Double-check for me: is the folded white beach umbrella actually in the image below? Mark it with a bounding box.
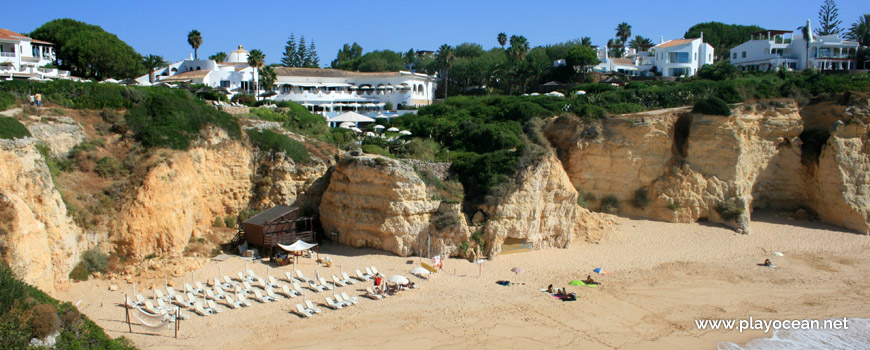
[409,267,429,276]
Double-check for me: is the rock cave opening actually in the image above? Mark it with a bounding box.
[799,129,830,168]
[672,113,693,159]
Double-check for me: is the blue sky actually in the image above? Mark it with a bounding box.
[7,0,868,65]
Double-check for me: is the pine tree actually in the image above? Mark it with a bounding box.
[816,0,843,36]
[297,36,308,67]
[281,34,297,67]
[306,40,320,68]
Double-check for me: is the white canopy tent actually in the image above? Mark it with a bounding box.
[278,240,318,252]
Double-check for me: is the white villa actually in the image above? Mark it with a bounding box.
[0,28,71,80]
[593,36,714,77]
[139,44,438,117]
[729,20,859,72]
[651,36,714,77]
[272,67,438,115]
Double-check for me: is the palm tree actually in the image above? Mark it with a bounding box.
[629,35,654,52]
[209,51,227,63]
[142,54,166,83]
[615,22,632,44]
[846,14,870,69]
[436,44,454,99]
[246,49,265,100]
[497,32,507,48]
[580,37,593,47]
[259,66,277,92]
[508,35,530,61]
[798,24,812,70]
[188,30,203,59]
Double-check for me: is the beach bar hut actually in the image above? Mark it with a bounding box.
[232,205,315,257]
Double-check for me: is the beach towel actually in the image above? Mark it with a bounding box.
[496,280,511,286]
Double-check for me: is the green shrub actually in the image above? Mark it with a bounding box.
[0,91,15,111]
[100,109,127,134]
[246,129,310,163]
[631,187,650,209]
[604,103,645,115]
[0,117,31,140]
[237,208,259,223]
[715,198,744,221]
[576,189,587,208]
[68,263,89,281]
[94,156,127,178]
[362,144,391,157]
[600,195,620,213]
[667,201,681,211]
[692,97,731,116]
[224,215,237,229]
[81,248,108,274]
[31,303,60,339]
[213,217,224,228]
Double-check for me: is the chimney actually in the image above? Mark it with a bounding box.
[660,36,664,44]
[700,32,704,42]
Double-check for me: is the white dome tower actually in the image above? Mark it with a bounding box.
[227,45,250,63]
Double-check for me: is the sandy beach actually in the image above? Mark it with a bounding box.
[57,210,870,349]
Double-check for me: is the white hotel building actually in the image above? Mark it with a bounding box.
[0,28,71,79]
[729,20,859,72]
[140,45,438,117]
[651,37,714,77]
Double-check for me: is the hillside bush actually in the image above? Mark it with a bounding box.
[715,198,744,221]
[631,187,650,209]
[31,304,60,339]
[600,195,620,213]
[94,156,127,178]
[81,248,108,274]
[692,97,731,116]
[246,129,310,163]
[0,91,15,111]
[0,117,31,140]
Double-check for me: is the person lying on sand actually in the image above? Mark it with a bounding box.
[583,275,599,285]
[762,259,772,267]
[547,284,555,293]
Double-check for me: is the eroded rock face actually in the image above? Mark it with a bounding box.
[114,129,254,258]
[26,117,86,158]
[0,138,81,293]
[547,98,870,234]
[480,154,607,257]
[319,155,456,257]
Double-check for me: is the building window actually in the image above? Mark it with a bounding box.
[241,81,250,91]
[668,52,690,64]
[742,52,746,58]
[694,53,697,60]
[220,80,230,88]
[733,53,737,59]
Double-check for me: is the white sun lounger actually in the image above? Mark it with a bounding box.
[324,297,343,310]
[334,294,353,307]
[331,275,347,287]
[154,289,171,302]
[365,287,384,300]
[266,288,282,301]
[295,270,314,283]
[155,298,172,312]
[292,282,307,295]
[318,277,334,290]
[356,269,372,281]
[237,272,250,283]
[277,285,296,298]
[308,280,326,292]
[295,304,314,318]
[195,281,207,293]
[206,300,223,313]
[236,293,253,307]
[268,276,285,289]
[284,271,301,284]
[252,290,272,303]
[206,288,225,300]
[222,295,243,309]
[341,272,356,285]
[304,300,322,314]
[247,269,258,279]
[223,276,236,287]
[143,300,162,315]
[370,266,380,275]
[365,267,376,277]
[340,292,360,305]
[254,277,269,290]
[193,302,212,316]
[173,294,192,308]
[166,286,179,297]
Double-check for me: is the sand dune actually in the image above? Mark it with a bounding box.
[57,210,870,349]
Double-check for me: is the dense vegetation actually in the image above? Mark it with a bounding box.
[0,80,241,150]
[0,264,135,349]
[0,91,15,111]
[0,117,31,140]
[29,18,144,79]
[246,128,310,163]
[684,22,766,61]
[388,71,870,205]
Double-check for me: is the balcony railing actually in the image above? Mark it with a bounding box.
[0,52,15,58]
[816,54,856,59]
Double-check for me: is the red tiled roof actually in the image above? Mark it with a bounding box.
[159,69,212,82]
[655,38,695,49]
[0,28,52,44]
[612,58,634,66]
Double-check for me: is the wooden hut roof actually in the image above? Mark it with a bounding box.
[243,205,297,226]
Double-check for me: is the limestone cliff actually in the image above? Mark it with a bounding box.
[0,138,81,293]
[547,97,870,234]
[319,155,464,257]
[114,129,254,258]
[480,154,607,256]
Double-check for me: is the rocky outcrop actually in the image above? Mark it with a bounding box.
[319,155,464,256]
[253,151,335,211]
[26,117,86,158]
[480,154,607,256]
[547,98,870,234]
[0,138,81,293]
[114,129,254,258]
